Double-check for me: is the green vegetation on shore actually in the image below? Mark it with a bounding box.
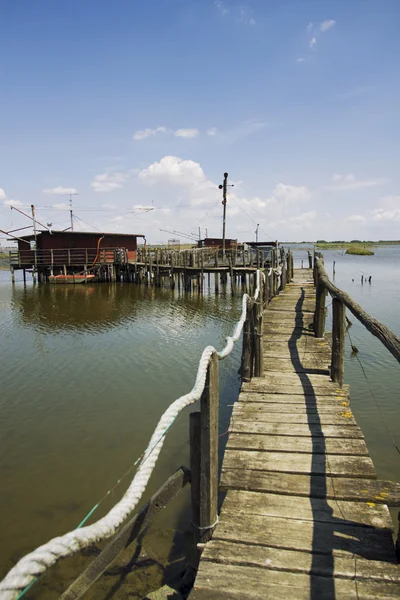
[345,245,374,256]
[315,240,399,249]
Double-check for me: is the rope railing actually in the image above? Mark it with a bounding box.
[0,265,276,599]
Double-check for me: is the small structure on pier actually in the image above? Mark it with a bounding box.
[197,237,238,249]
[9,230,145,282]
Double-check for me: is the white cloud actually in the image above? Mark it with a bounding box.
[0,188,6,200]
[174,128,199,138]
[214,0,229,16]
[4,198,23,207]
[133,126,169,141]
[133,126,199,140]
[296,57,306,63]
[91,171,129,192]
[346,214,366,223]
[52,203,70,210]
[42,186,78,195]
[372,208,400,222]
[320,20,336,32]
[138,156,206,187]
[327,173,386,191]
[272,183,311,202]
[307,22,313,32]
[206,127,218,136]
[310,37,317,49]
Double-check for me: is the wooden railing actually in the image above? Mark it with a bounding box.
[9,247,129,267]
[136,245,276,269]
[314,255,400,387]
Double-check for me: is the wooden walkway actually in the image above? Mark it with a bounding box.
[191,269,400,599]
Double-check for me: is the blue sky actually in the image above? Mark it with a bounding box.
[1,0,399,243]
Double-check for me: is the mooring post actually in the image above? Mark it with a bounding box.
[242,299,253,381]
[331,298,345,387]
[308,251,313,269]
[314,265,327,338]
[280,258,287,291]
[195,352,219,544]
[190,411,201,550]
[253,275,264,377]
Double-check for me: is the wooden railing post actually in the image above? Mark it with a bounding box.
[242,299,253,381]
[198,352,219,544]
[308,250,313,269]
[253,275,264,377]
[190,411,201,549]
[281,258,287,291]
[314,266,327,338]
[331,298,345,387]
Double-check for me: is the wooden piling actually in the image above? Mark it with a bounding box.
[198,353,219,544]
[314,269,327,338]
[331,298,345,387]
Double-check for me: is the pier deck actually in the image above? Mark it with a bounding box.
[191,268,400,599]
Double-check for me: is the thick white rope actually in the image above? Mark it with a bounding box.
[0,270,264,600]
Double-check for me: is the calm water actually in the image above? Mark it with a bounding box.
[1,246,400,597]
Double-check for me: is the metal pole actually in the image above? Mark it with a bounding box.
[219,172,228,258]
[256,223,259,243]
[70,194,74,231]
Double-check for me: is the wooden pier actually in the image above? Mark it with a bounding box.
[5,253,400,600]
[191,267,400,599]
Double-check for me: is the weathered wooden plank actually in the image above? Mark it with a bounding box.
[263,356,330,371]
[192,562,400,599]
[214,512,395,561]
[229,420,363,438]
[226,433,369,456]
[263,313,314,324]
[238,391,350,404]
[232,405,356,425]
[200,540,400,582]
[263,324,315,335]
[242,379,350,396]
[222,490,392,529]
[223,449,376,478]
[236,403,350,413]
[220,469,400,506]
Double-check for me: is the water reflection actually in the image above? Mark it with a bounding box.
[11,280,240,334]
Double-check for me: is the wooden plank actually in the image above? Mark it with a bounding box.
[229,420,363,438]
[223,449,376,478]
[263,357,330,373]
[220,469,400,506]
[201,540,400,582]
[213,512,395,561]
[263,324,315,335]
[61,467,190,600]
[238,392,351,407]
[242,380,350,396]
[239,391,349,403]
[221,490,392,529]
[236,403,351,413]
[226,433,369,456]
[191,562,400,599]
[232,405,356,425]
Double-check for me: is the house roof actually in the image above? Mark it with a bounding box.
[16,230,145,241]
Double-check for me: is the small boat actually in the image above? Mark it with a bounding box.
[48,274,96,284]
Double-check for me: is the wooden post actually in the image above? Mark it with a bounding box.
[197,353,219,544]
[253,276,264,377]
[281,260,287,291]
[10,266,15,284]
[331,298,345,387]
[242,299,253,381]
[314,270,327,338]
[23,269,26,286]
[190,411,201,549]
[308,251,313,269]
[396,513,400,561]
